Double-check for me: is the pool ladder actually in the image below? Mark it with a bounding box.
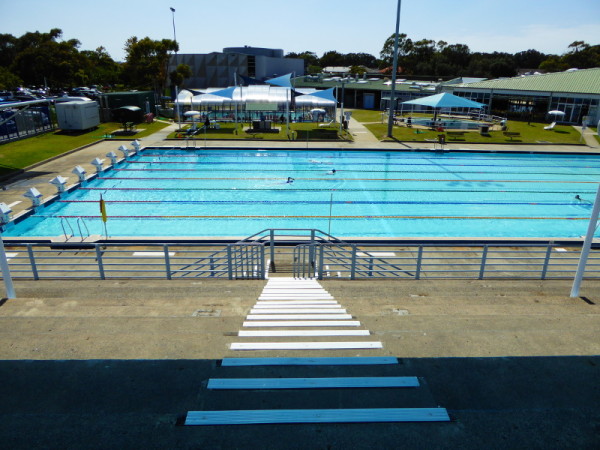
[59,217,90,242]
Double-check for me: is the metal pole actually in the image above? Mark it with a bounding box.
[170,7,181,133]
[339,81,345,133]
[328,192,333,234]
[386,0,402,137]
[0,235,16,298]
[175,85,182,132]
[170,7,177,45]
[570,184,600,297]
[286,88,290,138]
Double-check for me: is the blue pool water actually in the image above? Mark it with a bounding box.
[4,148,600,239]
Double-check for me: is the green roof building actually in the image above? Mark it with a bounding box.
[446,68,600,125]
[293,75,442,111]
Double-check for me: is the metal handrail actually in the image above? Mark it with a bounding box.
[76,217,90,241]
[59,217,74,241]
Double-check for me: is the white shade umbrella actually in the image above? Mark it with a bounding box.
[184,110,201,117]
[548,110,565,116]
[310,108,326,114]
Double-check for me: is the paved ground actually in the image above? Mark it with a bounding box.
[0,278,598,449]
[0,124,599,448]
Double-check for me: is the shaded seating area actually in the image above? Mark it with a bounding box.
[112,106,143,134]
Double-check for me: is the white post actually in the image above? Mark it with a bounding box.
[0,235,16,299]
[339,81,344,133]
[570,184,600,297]
[286,87,290,138]
[234,72,238,134]
[175,85,181,131]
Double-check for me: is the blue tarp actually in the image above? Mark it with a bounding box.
[402,93,484,109]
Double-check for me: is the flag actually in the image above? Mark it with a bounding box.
[99,195,107,223]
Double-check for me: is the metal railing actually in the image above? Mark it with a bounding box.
[311,243,600,280]
[0,230,598,282]
[2,242,264,280]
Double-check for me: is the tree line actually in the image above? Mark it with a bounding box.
[0,29,182,92]
[288,35,600,78]
[0,29,598,93]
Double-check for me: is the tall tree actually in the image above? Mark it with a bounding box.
[169,63,192,88]
[80,47,121,87]
[514,49,547,69]
[122,37,178,92]
[320,50,346,67]
[0,66,22,90]
[379,33,413,68]
[10,29,84,86]
[285,51,319,68]
[343,52,378,68]
[0,33,18,68]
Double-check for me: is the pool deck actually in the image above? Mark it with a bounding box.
[0,125,599,448]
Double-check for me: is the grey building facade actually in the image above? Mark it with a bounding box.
[169,47,304,89]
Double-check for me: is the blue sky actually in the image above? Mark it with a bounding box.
[1,0,599,62]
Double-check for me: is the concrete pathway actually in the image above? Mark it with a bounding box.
[346,116,381,145]
[573,125,600,148]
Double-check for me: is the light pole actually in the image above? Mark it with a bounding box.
[170,7,177,45]
[170,7,182,131]
[386,0,402,137]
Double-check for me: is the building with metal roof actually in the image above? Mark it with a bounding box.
[445,68,600,125]
[293,74,442,110]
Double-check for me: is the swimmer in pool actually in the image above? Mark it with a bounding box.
[286,177,294,183]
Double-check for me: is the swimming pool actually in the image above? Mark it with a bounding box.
[4,148,600,239]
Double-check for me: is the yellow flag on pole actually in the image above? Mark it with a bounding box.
[99,195,107,223]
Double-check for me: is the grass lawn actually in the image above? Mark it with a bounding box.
[348,109,384,123]
[351,108,585,144]
[169,122,350,141]
[0,121,170,178]
[362,117,583,144]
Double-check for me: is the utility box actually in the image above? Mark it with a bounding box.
[55,101,100,131]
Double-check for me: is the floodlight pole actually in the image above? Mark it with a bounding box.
[570,183,600,297]
[170,7,182,131]
[386,0,402,137]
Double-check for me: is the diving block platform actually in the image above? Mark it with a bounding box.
[184,408,450,425]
